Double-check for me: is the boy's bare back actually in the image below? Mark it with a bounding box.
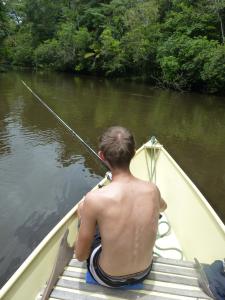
[78,174,165,276]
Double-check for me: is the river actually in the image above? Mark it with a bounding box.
[0,71,225,287]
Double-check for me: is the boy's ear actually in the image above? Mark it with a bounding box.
[98,151,112,171]
[98,151,105,161]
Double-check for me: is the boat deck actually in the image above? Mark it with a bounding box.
[47,257,212,300]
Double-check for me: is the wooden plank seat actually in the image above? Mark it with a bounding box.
[48,257,212,300]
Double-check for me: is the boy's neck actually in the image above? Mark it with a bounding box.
[111,167,133,182]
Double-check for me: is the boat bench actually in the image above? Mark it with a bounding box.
[48,256,212,300]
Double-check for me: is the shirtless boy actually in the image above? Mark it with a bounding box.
[75,126,167,287]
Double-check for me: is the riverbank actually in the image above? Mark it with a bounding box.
[1,1,225,95]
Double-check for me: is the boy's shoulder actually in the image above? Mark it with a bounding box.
[135,177,159,191]
[84,185,112,207]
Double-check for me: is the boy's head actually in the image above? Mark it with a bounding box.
[99,126,135,169]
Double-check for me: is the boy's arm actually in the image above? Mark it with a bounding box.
[159,197,167,212]
[154,184,167,212]
[75,195,97,261]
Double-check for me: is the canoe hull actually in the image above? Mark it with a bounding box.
[1,141,224,299]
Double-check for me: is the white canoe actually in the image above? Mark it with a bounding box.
[0,139,224,300]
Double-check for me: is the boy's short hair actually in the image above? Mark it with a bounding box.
[99,126,135,168]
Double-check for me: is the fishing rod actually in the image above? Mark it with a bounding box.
[21,80,108,170]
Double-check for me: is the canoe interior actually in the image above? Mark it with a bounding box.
[45,257,211,300]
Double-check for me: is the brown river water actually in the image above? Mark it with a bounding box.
[0,71,225,287]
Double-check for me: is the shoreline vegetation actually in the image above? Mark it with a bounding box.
[0,0,225,94]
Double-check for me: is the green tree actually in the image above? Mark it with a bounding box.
[34,25,92,71]
[157,35,219,90]
[161,1,219,40]
[201,44,225,92]
[98,27,125,75]
[8,27,34,66]
[121,0,160,75]
[58,24,91,71]
[24,0,65,45]
[211,0,225,43]
[34,39,61,69]
[157,0,225,92]
[0,0,9,61]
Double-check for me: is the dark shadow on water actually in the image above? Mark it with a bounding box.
[15,211,59,250]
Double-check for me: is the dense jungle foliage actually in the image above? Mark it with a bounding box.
[0,0,225,93]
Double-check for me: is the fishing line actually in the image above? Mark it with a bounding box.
[21,80,108,170]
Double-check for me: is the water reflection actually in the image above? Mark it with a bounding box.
[0,74,103,286]
[0,71,225,288]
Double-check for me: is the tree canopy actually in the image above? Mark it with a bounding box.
[1,0,225,93]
